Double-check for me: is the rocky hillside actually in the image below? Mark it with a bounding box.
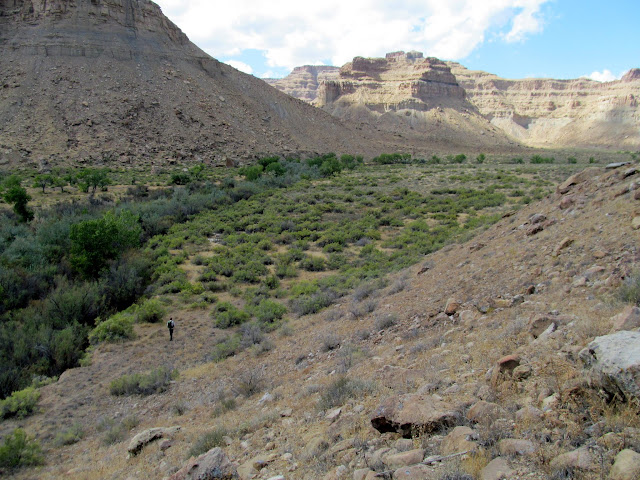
[0,0,387,168]
[7,161,640,480]
[269,52,640,150]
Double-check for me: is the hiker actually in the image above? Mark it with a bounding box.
[167,318,175,341]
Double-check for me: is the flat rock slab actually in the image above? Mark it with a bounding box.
[371,394,459,438]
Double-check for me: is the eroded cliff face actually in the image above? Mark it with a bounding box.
[269,52,640,150]
[0,0,387,166]
[448,62,640,149]
[311,52,516,149]
[265,66,339,103]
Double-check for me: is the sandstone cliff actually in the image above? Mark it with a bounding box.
[269,52,640,150]
[265,66,339,103]
[448,62,640,149]
[0,0,385,166]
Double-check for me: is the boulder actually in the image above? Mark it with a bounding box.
[579,331,640,400]
[466,401,508,424]
[610,306,640,332]
[498,438,536,456]
[633,217,640,230]
[441,426,478,455]
[383,449,424,469]
[480,457,514,480]
[512,364,532,381]
[490,355,521,386]
[609,449,640,480]
[445,298,461,315]
[550,446,594,472]
[529,315,555,338]
[169,447,238,480]
[554,237,574,254]
[559,196,575,209]
[529,213,547,224]
[392,464,433,480]
[371,394,459,438]
[127,426,180,457]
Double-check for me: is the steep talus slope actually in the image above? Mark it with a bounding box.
[0,0,385,167]
[449,62,640,149]
[8,162,640,479]
[314,52,518,151]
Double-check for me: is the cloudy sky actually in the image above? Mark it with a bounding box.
[155,0,638,81]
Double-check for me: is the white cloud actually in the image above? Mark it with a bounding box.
[155,0,551,72]
[225,60,254,74]
[584,69,621,82]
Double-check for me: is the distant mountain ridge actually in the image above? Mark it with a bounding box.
[268,51,640,150]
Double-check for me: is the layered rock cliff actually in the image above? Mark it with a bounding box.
[269,52,640,150]
[448,62,640,149]
[265,66,339,103]
[311,52,516,150]
[0,0,385,166]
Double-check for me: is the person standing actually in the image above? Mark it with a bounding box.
[167,318,175,341]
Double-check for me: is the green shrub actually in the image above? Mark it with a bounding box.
[109,366,178,396]
[618,271,640,306]
[54,423,84,446]
[188,427,228,458]
[134,298,166,323]
[318,376,374,410]
[0,429,44,469]
[289,290,337,316]
[88,313,135,344]
[299,255,326,272]
[211,335,241,362]
[252,300,287,324]
[0,387,40,419]
[530,155,554,164]
[213,302,250,328]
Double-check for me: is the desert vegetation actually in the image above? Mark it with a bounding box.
[0,150,631,476]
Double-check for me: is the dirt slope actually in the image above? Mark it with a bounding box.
[6,162,640,479]
[0,0,389,168]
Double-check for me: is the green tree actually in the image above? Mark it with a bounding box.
[32,174,53,193]
[77,168,111,194]
[70,211,142,277]
[3,184,33,222]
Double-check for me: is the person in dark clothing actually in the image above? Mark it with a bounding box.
[167,318,175,341]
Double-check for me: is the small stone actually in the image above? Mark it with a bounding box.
[632,217,640,230]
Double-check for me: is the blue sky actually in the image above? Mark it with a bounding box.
[155,0,639,81]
